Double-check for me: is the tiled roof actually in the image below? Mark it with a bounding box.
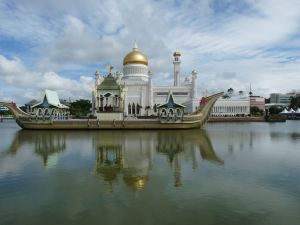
[98,74,121,90]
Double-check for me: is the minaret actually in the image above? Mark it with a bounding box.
[173,51,181,86]
[92,70,101,116]
[95,70,100,85]
[148,70,153,108]
[191,70,198,99]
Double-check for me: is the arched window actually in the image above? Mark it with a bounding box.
[37,108,43,116]
[132,103,136,115]
[114,95,119,107]
[153,104,157,113]
[104,93,111,106]
[100,95,104,107]
[136,104,140,115]
[128,103,131,114]
[169,109,174,116]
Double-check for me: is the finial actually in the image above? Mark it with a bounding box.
[116,70,122,77]
[106,65,114,73]
[173,51,181,57]
[249,83,253,96]
[133,39,138,51]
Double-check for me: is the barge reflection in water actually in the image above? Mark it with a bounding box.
[4,128,223,191]
[93,130,223,191]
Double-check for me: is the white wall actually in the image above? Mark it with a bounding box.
[212,98,250,116]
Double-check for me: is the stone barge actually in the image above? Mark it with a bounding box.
[1,92,223,130]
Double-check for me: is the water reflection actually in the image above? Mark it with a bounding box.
[6,130,66,167]
[4,128,223,191]
[270,132,300,141]
[2,122,300,225]
[94,131,152,191]
[94,130,223,191]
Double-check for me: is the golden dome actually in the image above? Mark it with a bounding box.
[123,42,148,66]
[173,51,181,57]
[123,176,148,191]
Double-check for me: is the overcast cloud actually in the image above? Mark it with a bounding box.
[0,0,300,104]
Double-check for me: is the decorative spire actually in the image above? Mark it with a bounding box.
[133,39,138,51]
[249,83,253,96]
[106,65,114,74]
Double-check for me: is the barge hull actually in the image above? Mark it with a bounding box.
[2,92,223,130]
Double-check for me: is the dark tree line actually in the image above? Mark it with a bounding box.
[250,106,263,116]
[290,96,300,109]
[69,99,92,117]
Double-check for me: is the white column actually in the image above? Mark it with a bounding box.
[191,70,198,100]
[173,52,181,87]
[140,87,144,116]
[148,70,153,108]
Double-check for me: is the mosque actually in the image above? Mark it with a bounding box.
[91,42,199,119]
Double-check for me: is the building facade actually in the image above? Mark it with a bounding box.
[92,42,198,117]
[250,96,265,111]
[270,93,295,105]
[211,97,250,117]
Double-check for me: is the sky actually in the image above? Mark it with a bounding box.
[1,0,300,104]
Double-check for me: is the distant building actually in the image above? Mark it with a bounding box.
[270,93,295,105]
[250,96,265,111]
[0,106,9,111]
[211,97,250,117]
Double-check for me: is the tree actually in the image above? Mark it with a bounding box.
[227,88,234,95]
[268,106,282,115]
[0,108,12,116]
[69,99,92,117]
[238,90,244,96]
[250,106,263,116]
[290,96,300,109]
[222,93,230,99]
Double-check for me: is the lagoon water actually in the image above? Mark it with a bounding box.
[0,120,300,225]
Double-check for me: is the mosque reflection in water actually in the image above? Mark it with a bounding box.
[7,130,66,167]
[93,130,223,191]
[6,129,223,191]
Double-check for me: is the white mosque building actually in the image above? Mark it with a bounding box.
[91,42,199,118]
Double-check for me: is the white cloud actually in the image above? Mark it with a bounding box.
[0,55,93,104]
[1,0,300,101]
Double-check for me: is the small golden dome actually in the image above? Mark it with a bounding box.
[123,42,148,66]
[173,51,181,57]
[123,176,148,191]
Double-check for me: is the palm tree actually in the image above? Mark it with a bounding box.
[222,93,230,99]
[227,88,234,96]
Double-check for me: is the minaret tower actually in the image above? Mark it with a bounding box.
[191,70,198,99]
[173,51,181,86]
[148,70,153,107]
